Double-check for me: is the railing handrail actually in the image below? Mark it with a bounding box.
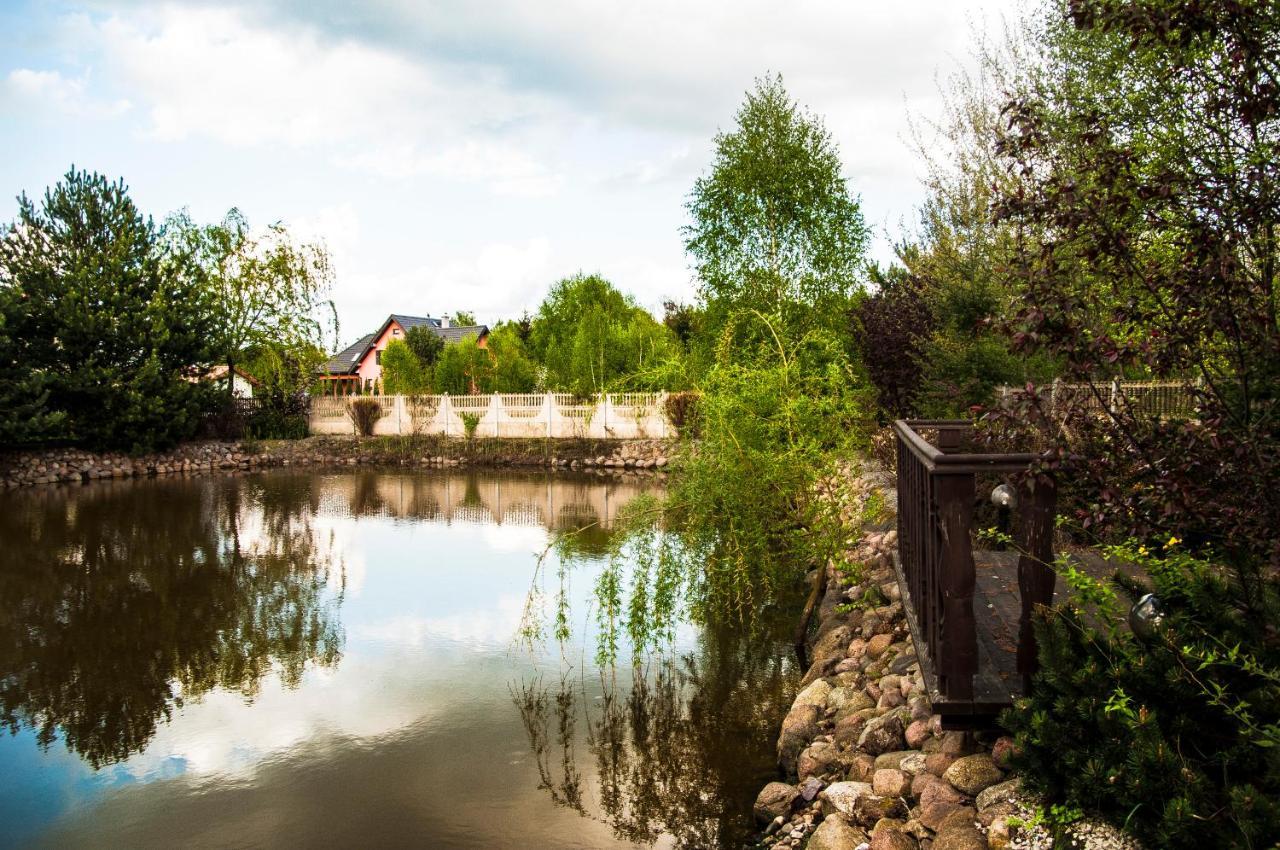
[893,419,1039,474]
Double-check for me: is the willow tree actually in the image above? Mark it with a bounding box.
[684,73,868,338]
[170,209,335,401]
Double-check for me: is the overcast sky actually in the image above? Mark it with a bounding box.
[1,0,1022,348]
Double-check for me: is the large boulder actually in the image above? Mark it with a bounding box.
[753,782,799,823]
[798,741,843,780]
[872,768,911,798]
[813,624,854,666]
[820,781,875,819]
[778,702,822,774]
[942,754,1004,796]
[807,815,869,850]
[870,828,919,850]
[975,777,1023,812]
[857,713,906,755]
[918,779,966,830]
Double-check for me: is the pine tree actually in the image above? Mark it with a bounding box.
[0,168,215,451]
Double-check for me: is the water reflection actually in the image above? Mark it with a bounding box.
[0,477,343,769]
[0,468,795,850]
[514,623,798,849]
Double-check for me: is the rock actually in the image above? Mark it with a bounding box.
[940,731,971,756]
[918,779,966,830]
[905,719,932,749]
[872,768,911,798]
[975,778,1023,812]
[937,808,979,834]
[799,742,842,780]
[835,714,869,748]
[899,752,927,776]
[778,702,822,774]
[857,713,905,756]
[806,814,869,850]
[990,736,1016,770]
[846,752,877,783]
[932,826,985,850]
[870,828,918,850]
[911,771,940,799]
[924,753,956,776]
[799,776,827,802]
[872,751,916,771]
[876,689,905,711]
[986,817,1011,850]
[820,782,876,819]
[754,782,800,823]
[813,625,855,665]
[943,754,1003,796]
[795,678,835,710]
[866,633,893,657]
[834,690,877,720]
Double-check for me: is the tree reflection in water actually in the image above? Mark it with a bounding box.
[0,476,344,769]
[513,621,798,849]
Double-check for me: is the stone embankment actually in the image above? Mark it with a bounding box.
[0,437,674,489]
[753,463,1142,850]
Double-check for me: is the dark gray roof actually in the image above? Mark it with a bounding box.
[320,333,375,375]
[434,324,489,343]
[389,314,442,331]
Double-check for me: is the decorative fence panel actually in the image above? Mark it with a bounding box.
[309,392,672,438]
[998,379,1199,419]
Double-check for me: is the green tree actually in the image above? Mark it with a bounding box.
[448,310,477,327]
[528,273,676,395]
[0,168,215,451]
[487,322,539,393]
[684,74,869,338]
[379,338,430,394]
[434,334,493,395]
[0,287,63,442]
[169,208,334,403]
[405,325,444,369]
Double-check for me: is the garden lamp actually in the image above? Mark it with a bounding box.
[1128,593,1166,642]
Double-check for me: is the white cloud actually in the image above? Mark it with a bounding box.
[2,68,131,118]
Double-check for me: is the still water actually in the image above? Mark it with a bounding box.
[0,469,800,849]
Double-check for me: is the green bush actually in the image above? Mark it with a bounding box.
[1003,542,1280,848]
[460,412,481,440]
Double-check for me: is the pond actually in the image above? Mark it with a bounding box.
[0,468,801,849]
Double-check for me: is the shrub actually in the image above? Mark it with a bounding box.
[460,411,481,440]
[346,398,382,437]
[1003,541,1279,847]
[663,391,702,437]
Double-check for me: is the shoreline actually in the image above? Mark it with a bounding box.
[0,436,675,490]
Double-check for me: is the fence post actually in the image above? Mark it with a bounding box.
[1016,475,1058,688]
[544,393,552,438]
[443,394,451,438]
[492,394,502,438]
[1110,377,1120,414]
[935,470,978,700]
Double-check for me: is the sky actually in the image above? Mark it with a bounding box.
[0,0,1023,349]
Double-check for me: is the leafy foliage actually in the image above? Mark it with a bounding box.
[380,338,431,395]
[527,273,676,395]
[984,2,1280,845]
[851,263,934,419]
[0,168,216,452]
[684,74,869,340]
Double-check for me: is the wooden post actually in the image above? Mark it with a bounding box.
[1016,474,1058,685]
[935,471,978,700]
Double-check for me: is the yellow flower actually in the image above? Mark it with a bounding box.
[1138,546,1149,556]
[1165,536,1181,548]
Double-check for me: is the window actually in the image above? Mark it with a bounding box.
[375,349,382,365]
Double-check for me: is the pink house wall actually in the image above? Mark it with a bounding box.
[355,320,408,385]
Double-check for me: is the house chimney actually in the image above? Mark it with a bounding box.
[440,316,450,328]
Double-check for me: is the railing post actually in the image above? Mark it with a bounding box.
[1016,474,1058,686]
[935,471,978,700]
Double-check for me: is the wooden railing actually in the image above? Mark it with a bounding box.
[893,420,1057,702]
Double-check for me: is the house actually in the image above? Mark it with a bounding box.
[317,314,489,395]
[198,364,260,398]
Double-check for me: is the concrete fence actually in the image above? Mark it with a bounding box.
[310,392,672,439]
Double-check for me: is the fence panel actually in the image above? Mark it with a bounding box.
[308,393,675,438]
